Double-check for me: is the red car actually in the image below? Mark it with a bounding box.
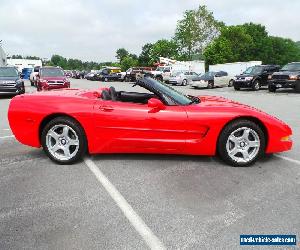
[36,67,70,91]
[8,77,292,167]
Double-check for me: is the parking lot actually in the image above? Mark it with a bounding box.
[1,79,299,249]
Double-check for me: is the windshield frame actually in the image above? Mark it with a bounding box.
[243,66,263,75]
[281,63,300,72]
[0,67,19,77]
[137,77,199,106]
[40,67,65,77]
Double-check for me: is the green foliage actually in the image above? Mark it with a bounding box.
[116,48,129,62]
[204,23,300,66]
[138,43,153,66]
[174,5,223,59]
[120,56,138,71]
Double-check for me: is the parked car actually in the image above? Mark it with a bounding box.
[0,66,25,96]
[29,66,41,86]
[124,67,154,82]
[268,62,300,92]
[234,65,280,91]
[64,70,73,78]
[85,71,98,80]
[95,68,122,82]
[8,77,292,167]
[36,67,70,91]
[191,71,231,89]
[169,71,201,86]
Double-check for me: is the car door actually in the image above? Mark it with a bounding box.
[93,98,188,154]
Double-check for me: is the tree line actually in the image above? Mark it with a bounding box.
[9,5,300,71]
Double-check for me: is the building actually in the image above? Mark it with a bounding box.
[0,45,7,66]
[7,59,42,72]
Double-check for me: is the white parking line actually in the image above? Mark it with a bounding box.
[0,135,15,139]
[275,154,300,165]
[84,158,166,250]
[3,128,10,131]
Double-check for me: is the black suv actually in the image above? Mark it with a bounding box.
[0,66,25,96]
[268,62,300,92]
[233,65,280,91]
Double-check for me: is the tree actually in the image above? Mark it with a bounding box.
[149,39,179,64]
[120,56,138,71]
[138,43,153,66]
[116,48,129,62]
[204,23,300,66]
[174,5,223,60]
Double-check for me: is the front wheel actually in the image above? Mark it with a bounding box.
[228,79,234,87]
[252,80,260,91]
[217,120,265,167]
[41,117,87,164]
[182,79,188,86]
[268,85,276,92]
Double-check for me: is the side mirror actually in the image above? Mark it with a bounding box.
[148,98,165,113]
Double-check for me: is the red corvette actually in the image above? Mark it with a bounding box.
[8,77,292,166]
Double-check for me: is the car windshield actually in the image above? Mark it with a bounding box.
[41,68,64,77]
[281,63,300,71]
[141,77,198,105]
[0,67,18,77]
[243,66,263,75]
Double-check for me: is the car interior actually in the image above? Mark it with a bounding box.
[101,86,157,104]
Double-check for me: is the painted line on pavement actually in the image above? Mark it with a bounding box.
[0,135,15,139]
[3,128,10,131]
[275,154,300,165]
[84,158,166,250]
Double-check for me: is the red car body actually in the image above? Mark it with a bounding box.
[8,88,292,157]
[36,67,70,91]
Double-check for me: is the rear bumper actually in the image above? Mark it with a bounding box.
[268,80,298,89]
[190,80,208,88]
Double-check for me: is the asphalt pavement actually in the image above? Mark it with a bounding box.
[0,79,299,250]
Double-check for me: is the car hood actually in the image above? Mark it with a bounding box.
[0,77,18,82]
[40,76,67,81]
[235,73,255,77]
[273,71,300,76]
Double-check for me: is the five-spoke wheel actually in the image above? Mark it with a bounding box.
[41,117,87,164]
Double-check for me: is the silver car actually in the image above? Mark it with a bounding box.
[169,71,201,86]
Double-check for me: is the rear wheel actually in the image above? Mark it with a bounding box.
[41,117,87,164]
[268,85,276,92]
[155,75,163,82]
[182,79,188,86]
[207,81,214,89]
[252,80,260,91]
[228,79,234,87]
[218,119,265,167]
[295,83,300,93]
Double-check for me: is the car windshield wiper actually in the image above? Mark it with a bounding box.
[188,95,200,104]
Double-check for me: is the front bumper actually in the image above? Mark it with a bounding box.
[0,85,24,95]
[190,80,208,88]
[169,79,182,85]
[41,84,70,91]
[233,80,253,88]
[268,80,298,89]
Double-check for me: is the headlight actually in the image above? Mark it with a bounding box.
[40,79,48,84]
[245,77,253,81]
[289,75,298,80]
[233,77,237,80]
[268,75,272,80]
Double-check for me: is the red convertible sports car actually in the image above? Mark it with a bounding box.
[8,77,292,167]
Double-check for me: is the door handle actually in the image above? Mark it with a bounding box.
[99,105,114,112]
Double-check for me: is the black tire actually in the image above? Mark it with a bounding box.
[104,77,109,82]
[182,79,188,86]
[295,83,300,93]
[234,85,240,91]
[252,80,260,91]
[268,85,276,92]
[156,75,163,82]
[228,79,234,87]
[207,81,214,89]
[30,81,34,86]
[217,119,265,167]
[41,117,87,164]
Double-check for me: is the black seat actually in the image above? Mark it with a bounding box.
[109,86,118,101]
[101,90,111,100]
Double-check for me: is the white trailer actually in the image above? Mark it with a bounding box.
[209,61,262,76]
[7,59,42,72]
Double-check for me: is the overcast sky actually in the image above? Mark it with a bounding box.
[1,0,299,62]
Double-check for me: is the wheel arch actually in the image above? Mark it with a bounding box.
[217,116,269,153]
[39,113,89,152]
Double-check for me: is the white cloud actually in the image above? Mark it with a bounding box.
[0,0,299,61]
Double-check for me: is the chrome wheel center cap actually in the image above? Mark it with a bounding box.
[240,141,246,148]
